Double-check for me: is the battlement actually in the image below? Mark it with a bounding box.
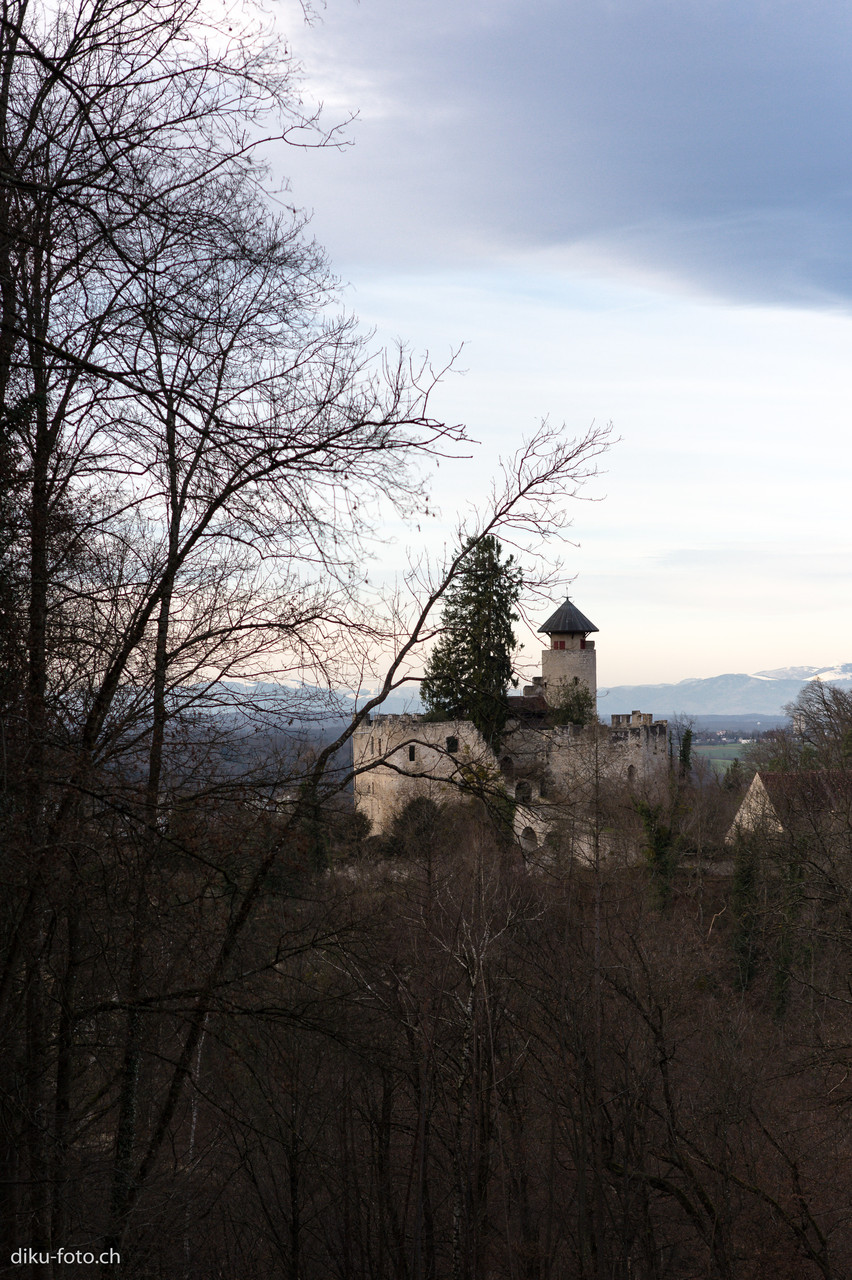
[612,710,654,728]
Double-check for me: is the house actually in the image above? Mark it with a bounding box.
[727,770,852,845]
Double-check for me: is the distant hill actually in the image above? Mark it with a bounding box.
[207,680,423,729]
[599,664,852,717]
[203,665,852,727]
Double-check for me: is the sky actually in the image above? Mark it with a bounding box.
[273,0,852,687]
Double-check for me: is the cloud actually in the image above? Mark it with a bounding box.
[282,0,852,304]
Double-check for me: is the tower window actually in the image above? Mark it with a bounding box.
[409,744,416,762]
[446,736,459,754]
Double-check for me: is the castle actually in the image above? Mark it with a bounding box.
[353,596,669,853]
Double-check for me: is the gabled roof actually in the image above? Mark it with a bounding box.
[538,597,599,636]
[758,770,852,819]
[726,770,852,842]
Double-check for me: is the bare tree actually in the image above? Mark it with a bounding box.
[0,4,618,1271]
[787,681,852,768]
[0,0,465,1267]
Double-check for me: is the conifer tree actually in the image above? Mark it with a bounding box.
[421,536,521,749]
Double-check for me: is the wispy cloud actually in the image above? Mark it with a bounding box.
[284,0,852,304]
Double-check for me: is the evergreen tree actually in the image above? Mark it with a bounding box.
[421,536,521,749]
[678,726,693,774]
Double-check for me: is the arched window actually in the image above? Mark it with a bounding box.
[499,755,515,781]
[520,826,538,853]
[515,779,532,804]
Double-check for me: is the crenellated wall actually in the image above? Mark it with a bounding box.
[353,709,669,852]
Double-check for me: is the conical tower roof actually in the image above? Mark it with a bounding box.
[538,597,599,635]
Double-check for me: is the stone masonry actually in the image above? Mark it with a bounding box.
[353,596,669,853]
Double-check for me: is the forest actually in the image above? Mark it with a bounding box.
[1,0,851,1276]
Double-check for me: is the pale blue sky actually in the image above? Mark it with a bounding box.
[275,0,852,686]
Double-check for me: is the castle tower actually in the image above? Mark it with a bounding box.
[537,597,598,705]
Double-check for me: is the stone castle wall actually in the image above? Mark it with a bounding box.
[354,597,669,854]
[353,709,669,848]
[353,716,490,836]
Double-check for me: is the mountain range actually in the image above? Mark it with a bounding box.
[209,664,852,728]
[598,664,852,717]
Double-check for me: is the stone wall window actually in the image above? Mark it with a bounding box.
[520,826,538,853]
[446,736,459,754]
[409,744,416,762]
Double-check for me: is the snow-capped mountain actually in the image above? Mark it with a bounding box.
[754,664,852,683]
[599,664,852,717]
[201,666,852,723]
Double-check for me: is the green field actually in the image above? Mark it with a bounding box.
[694,743,749,775]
